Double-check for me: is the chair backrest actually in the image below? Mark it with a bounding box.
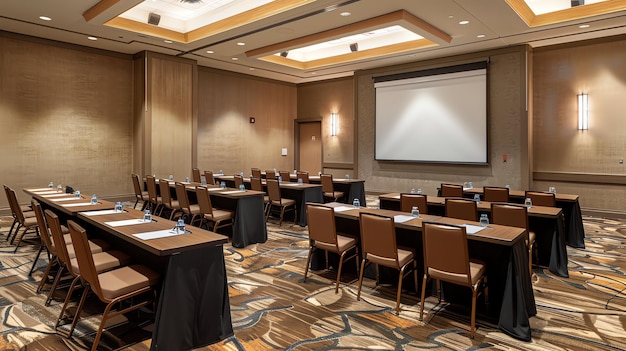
[146,175,158,203]
[132,174,145,200]
[484,186,509,202]
[45,209,75,276]
[234,175,244,188]
[320,174,335,193]
[195,186,214,217]
[251,168,262,179]
[400,193,428,214]
[266,179,282,203]
[359,213,399,267]
[203,171,215,185]
[265,170,277,179]
[279,171,291,182]
[31,200,55,256]
[422,222,472,286]
[250,177,264,192]
[445,198,478,221]
[440,183,464,197]
[491,203,528,229]
[67,220,103,298]
[159,179,174,206]
[306,204,338,247]
[175,182,191,212]
[525,191,556,207]
[192,168,201,183]
[5,186,26,225]
[3,185,16,220]
[296,171,309,183]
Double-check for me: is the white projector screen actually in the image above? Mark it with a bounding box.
[375,63,488,164]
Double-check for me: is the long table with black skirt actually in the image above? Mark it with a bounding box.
[308,175,366,205]
[462,187,585,249]
[379,192,569,277]
[25,187,234,351]
[323,203,536,341]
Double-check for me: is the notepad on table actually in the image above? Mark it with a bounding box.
[134,229,183,240]
[62,202,94,207]
[104,219,151,227]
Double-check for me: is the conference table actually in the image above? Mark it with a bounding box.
[24,187,234,351]
[379,193,569,277]
[156,179,267,248]
[462,187,585,249]
[212,175,323,226]
[320,203,536,341]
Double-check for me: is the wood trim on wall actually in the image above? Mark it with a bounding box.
[533,171,626,185]
[323,162,354,170]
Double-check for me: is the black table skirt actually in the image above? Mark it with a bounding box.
[279,186,324,226]
[151,245,233,350]
[210,193,267,248]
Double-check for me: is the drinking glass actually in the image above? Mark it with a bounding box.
[549,186,556,194]
[345,174,350,180]
[90,194,98,204]
[48,182,54,188]
[239,184,245,191]
[297,178,303,185]
[468,181,473,188]
[57,184,63,192]
[168,175,174,180]
[353,198,360,209]
[143,209,152,222]
[524,198,532,208]
[417,188,423,194]
[75,190,81,199]
[479,214,489,227]
[411,206,419,217]
[473,194,481,203]
[410,188,417,194]
[115,201,123,213]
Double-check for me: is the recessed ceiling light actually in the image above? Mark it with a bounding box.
[459,20,469,25]
[88,36,98,41]
[237,42,245,46]
[206,50,214,54]
[579,24,590,28]
[164,40,173,43]
[232,57,238,60]
[477,34,485,38]
[448,15,454,19]
[39,16,51,21]
[340,12,351,17]
[249,67,255,70]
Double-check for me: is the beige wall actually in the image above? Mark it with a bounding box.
[196,67,297,175]
[533,35,626,212]
[0,33,133,210]
[297,77,355,175]
[355,45,531,196]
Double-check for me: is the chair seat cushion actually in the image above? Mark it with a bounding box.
[207,209,234,221]
[70,250,131,274]
[66,238,111,259]
[167,200,180,209]
[428,259,486,286]
[271,198,296,207]
[367,248,414,268]
[186,204,202,215]
[99,264,160,300]
[316,234,356,253]
[323,191,345,199]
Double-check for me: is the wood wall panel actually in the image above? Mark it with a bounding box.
[533,35,626,212]
[355,46,529,196]
[196,68,296,175]
[0,35,133,210]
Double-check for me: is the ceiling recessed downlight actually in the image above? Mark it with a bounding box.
[39,16,51,21]
[477,34,485,38]
[340,12,351,16]
[164,40,173,43]
[237,42,245,46]
[459,20,469,25]
[579,24,590,28]
[206,50,214,54]
[88,36,98,40]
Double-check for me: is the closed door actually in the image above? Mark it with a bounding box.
[298,122,322,174]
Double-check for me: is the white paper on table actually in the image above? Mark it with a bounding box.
[40,193,73,198]
[105,219,151,227]
[333,206,355,212]
[207,188,223,191]
[30,187,54,191]
[220,190,245,194]
[280,183,300,187]
[50,197,81,202]
[461,224,486,234]
[134,229,184,240]
[33,190,60,195]
[394,215,416,223]
[81,209,123,216]
[62,202,94,207]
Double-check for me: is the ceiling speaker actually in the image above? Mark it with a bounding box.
[148,12,161,26]
[349,43,358,52]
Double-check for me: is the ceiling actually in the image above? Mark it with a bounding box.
[1,0,626,84]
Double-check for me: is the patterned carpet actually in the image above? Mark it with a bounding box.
[1,201,625,350]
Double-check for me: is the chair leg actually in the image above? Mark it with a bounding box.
[528,242,534,277]
[356,258,367,301]
[5,219,17,241]
[395,266,406,315]
[470,284,478,338]
[68,285,91,338]
[279,207,285,226]
[46,265,66,306]
[303,246,314,281]
[28,245,45,276]
[419,274,428,321]
[133,199,139,209]
[37,256,56,294]
[335,250,347,293]
[55,275,80,329]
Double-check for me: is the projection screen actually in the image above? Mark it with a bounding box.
[374,62,488,164]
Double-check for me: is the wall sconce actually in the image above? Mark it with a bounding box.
[331,113,338,136]
[577,93,588,130]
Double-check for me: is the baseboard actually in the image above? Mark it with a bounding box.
[582,208,626,220]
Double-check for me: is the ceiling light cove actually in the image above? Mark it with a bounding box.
[247,10,451,70]
[506,0,626,27]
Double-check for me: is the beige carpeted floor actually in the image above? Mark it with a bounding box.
[1,198,625,350]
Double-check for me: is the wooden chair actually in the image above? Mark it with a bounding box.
[175,182,202,225]
[203,170,215,185]
[265,169,277,179]
[357,213,417,314]
[420,222,488,337]
[445,198,478,221]
[251,168,262,179]
[250,177,270,214]
[196,186,234,233]
[525,191,556,207]
[192,168,202,183]
[321,174,344,202]
[159,179,181,220]
[296,171,309,183]
[145,175,162,214]
[131,174,149,210]
[64,220,160,351]
[400,193,428,214]
[484,186,509,202]
[440,183,464,197]
[279,170,291,182]
[304,204,359,293]
[234,174,244,189]
[32,200,58,285]
[491,203,536,276]
[265,179,296,226]
[4,186,39,252]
